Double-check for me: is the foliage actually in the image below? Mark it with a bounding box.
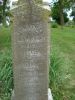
[0,26,11,48]
[65,20,75,27]
[50,27,75,100]
[51,0,75,26]
[0,49,13,100]
[51,2,69,25]
[52,0,75,9]
[71,5,75,24]
[49,51,64,100]
[0,0,11,25]
[0,26,13,100]
[51,22,58,28]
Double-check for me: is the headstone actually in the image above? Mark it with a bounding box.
[12,0,50,100]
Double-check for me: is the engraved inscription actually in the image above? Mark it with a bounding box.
[12,0,49,100]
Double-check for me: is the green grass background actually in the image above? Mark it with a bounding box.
[50,27,75,100]
[0,26,13,100]
[0,26,75,100]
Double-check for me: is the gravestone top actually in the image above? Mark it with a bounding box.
[12,0,49,23]
[18,0,34,4]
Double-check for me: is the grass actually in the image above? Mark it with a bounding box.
[0,26,75,100]
[50,26,75,100]
[0,26,11,49]
[0,26,13,100]
[0,49,13,100]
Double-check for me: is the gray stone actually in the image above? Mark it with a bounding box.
[12,0,50,100]
[11,89,53,100]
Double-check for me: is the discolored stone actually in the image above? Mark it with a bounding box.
[12,0,50,100]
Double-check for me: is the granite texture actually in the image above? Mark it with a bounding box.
[12,0,50,100]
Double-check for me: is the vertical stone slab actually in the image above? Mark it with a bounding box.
[12,0,49,100]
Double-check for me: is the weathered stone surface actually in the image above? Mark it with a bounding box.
[12,0,50,100]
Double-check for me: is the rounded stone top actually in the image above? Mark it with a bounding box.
[18,0,35,5]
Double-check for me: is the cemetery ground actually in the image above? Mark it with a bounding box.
[50,26,75,100]
[0,26,75,100]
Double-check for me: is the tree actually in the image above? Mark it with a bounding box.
[51,0,75,26]
[3,0,8,24]
[58,0,64,25]
[0,0,3,23]
[0,0,10,25]
[51,2,69,25]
